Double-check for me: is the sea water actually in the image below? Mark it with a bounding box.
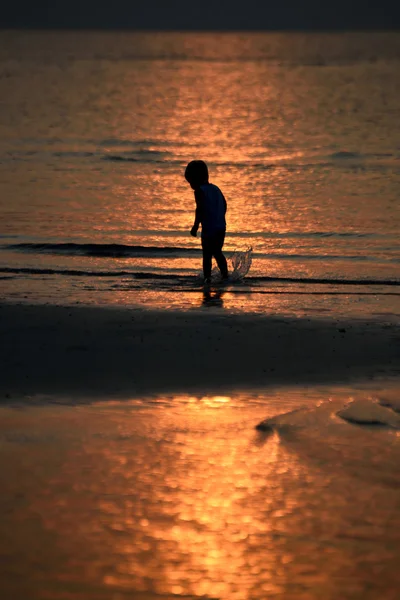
[0,30,399,317]
[0,30,400,600]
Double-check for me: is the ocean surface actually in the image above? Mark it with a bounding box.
[1,30,400,600]
[1,30,399,316]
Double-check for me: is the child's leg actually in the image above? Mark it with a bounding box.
[213,231,228,278]
[215,251,228,279]
[201,236,213,280]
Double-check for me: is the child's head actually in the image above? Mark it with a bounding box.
[185,160,209,189]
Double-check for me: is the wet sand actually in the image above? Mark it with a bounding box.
[0,302,399,400]
[1,386,400,600]
[1,301,400,599]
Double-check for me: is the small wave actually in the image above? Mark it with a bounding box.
[0,267,193,279]
[104,155,141,163]
[1,266,399,288]
[6,243,201,258]
[228,231,392,240]
[103,149,171,163]
[257,253,387,262]
[6,241,398,263]
[328,151,397,162]
[52,151,95,158]
[99,138,157,148]
[250,275,400,286]
[330,151,362,160]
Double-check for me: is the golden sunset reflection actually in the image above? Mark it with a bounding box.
[2,41,392,316]
[1,384,400,598]
[86,395,293,598]
[105,53,296,244]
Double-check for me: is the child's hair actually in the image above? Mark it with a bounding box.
[184,160,209,187]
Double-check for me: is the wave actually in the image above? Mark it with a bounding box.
[6,243,201,258]
[3,144,398,171]
[0,267,186,278]
[328,150,398,162]
[5,242,398,264]
[330,151,363,160]
[102,152,399,169]
[1,266,399,287]
[103,149,172,163]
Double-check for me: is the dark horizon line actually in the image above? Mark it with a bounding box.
[2,26,400,32]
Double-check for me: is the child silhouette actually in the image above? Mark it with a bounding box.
[185,160,228,284]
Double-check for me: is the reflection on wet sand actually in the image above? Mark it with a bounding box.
[1,388,400,599]
[202,286,225,308]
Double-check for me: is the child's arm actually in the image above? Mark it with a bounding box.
[190,189,204,237]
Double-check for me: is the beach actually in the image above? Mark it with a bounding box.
[1,302,399,399]
[1,29,400,599]
[1,302,400,599]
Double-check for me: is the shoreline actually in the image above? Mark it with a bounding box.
[1,301,399,400]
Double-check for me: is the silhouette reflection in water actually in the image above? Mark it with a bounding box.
[202,285,225,308]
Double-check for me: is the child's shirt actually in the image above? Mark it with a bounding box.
[195,183,227,236]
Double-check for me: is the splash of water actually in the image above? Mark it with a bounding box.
[210,247,253,283]
[230,246,253,281]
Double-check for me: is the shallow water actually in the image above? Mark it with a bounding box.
[0,31,399,317]
[1,385,400,599]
